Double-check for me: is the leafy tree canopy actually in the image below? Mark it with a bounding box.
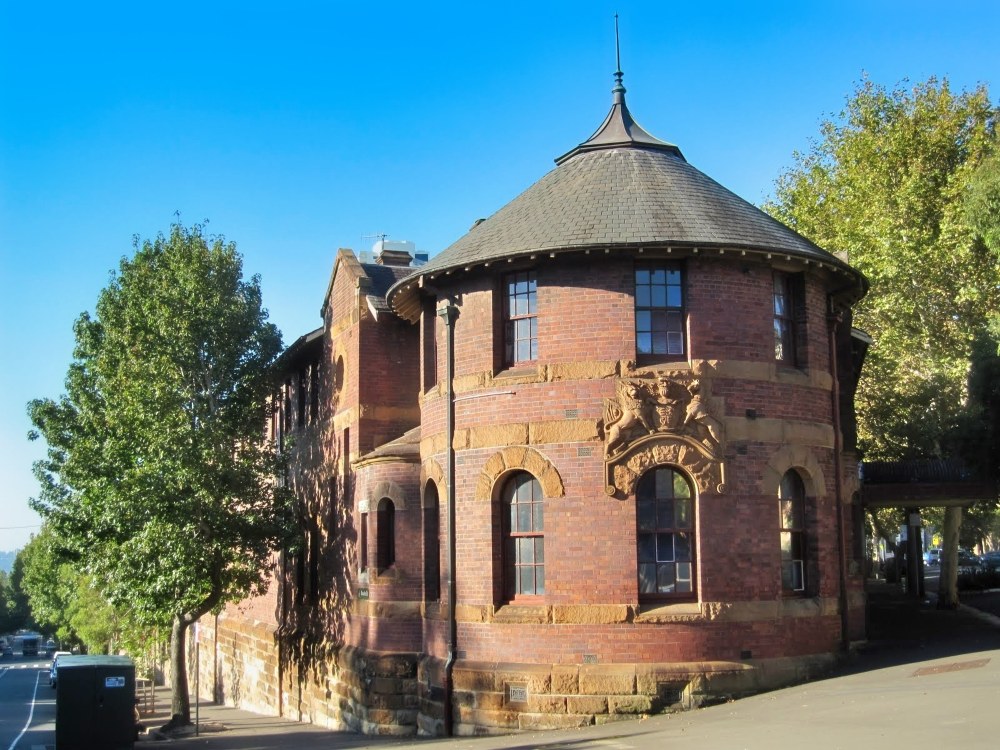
[767,76,999,460]
[28,222,294,721]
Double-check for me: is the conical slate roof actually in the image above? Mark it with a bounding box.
[388,72,864,320]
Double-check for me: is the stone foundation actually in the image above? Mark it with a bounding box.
[199,610,846,737]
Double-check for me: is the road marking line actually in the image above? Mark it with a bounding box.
[7,669,41,750]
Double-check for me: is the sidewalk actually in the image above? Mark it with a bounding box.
[137,590,1000,750]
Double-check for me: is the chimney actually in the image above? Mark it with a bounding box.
[374,239,416,267]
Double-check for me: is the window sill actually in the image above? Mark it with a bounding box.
[492,601,549,624]
[635,355,690,370]
[635,600,702,623]
[493,364,542,381]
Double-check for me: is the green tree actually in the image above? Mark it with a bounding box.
[16,526,76,640]
[28,223,293,725]
[0,570,16,633]
[766,77,1000,605]
[8,551,36,632]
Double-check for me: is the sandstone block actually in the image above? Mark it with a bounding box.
[579,666,635,695]
[609,695,653,714]
[565,695,608,715]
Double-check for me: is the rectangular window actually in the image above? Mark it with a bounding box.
[773,273,795,363]
[774,272,807,366]
[504,271,538,366]
[635,264,685,358]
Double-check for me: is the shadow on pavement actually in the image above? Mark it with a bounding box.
[135,584,1000,749]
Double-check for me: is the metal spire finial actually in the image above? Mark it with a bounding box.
[613,13,626,99]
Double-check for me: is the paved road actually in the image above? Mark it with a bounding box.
[0,653,55,750]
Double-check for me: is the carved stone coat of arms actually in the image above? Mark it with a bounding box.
[601,374,725,497]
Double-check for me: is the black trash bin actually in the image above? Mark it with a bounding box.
[55,655,136,750]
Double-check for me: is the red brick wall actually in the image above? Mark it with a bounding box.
[214,248,866,735]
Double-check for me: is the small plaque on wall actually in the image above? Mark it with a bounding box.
[507,684,528,703]
[358,587,369,600]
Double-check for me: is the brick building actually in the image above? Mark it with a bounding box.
[195,69,870,736]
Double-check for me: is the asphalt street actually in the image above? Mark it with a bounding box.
[0,653,55,750]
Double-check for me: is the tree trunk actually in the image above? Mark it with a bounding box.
[169,614,192,725]
[937,505,962,609]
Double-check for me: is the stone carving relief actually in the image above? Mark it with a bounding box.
[601,374,725,498]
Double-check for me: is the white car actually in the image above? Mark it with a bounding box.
[48,651,73,688]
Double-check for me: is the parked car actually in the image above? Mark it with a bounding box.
[957,549,982,571]
[981,550,1000,571]
[48,651,73,688]
[923,548,941,566]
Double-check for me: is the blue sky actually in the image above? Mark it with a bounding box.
[2,1,998,552]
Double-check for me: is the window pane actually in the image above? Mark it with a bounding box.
[673,473,690,498]
[636,310,651,331]
[517,340,531,361]
[667,332,684,355]
[533,501,543,531]
[780,499,797,529]
[534,537,545,564]
[636,286,651,307]
[638,562,657,593]
[666,285,682,308]
[651,285,667,307]
[517,503,532,532]
[637,332,653,354]
[650,268,666,284]
[518,537,534,564]
[657,498,674,528]
[654,468,672,498]
[636,269,650,284]
[656,533,674,562]
[675,532,691,562]
[675,497,691,527]
[653,332,668,353]
[637,533,656,562]
[676,562,693,592]
[637,499,656,531]
[657,563,676,593]
[520,566,536,595]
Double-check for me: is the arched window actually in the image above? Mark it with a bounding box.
[779,470,806,593]
[636,466,695,599]
[502,472,544,598]
[376,499,395,573]
[423,483,441,601]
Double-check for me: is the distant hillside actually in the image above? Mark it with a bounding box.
[0,550,16,574]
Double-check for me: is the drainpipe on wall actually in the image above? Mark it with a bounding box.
[437,300,459,736]
[827,303,851,652]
